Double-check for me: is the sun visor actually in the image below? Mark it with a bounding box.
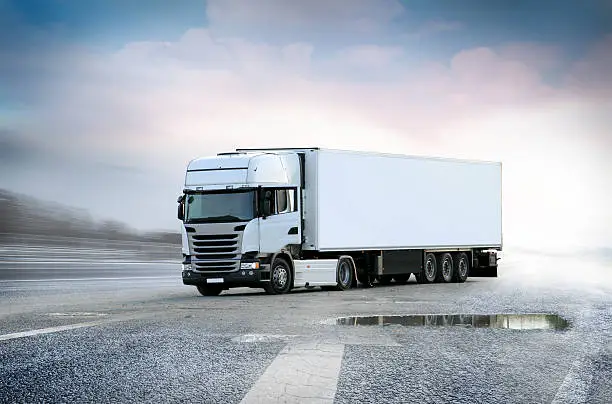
[185,168,248,187]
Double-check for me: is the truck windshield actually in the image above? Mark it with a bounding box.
[185,190,256,223]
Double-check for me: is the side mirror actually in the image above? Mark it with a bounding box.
[177,195,185,221]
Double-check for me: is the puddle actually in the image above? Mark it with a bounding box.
[335,314,570,330]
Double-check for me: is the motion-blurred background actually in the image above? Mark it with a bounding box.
[1,1,610,278]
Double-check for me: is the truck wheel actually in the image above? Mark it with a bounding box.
[379,275,393,285]
[438,253,454,283]
[335,257,354,291]
[393,274,410,284]
[452,252,469,283]
[416,253,437,284]
[196,285,223,296]
[264,257,293,295]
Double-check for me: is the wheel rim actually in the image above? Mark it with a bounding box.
[339,261,351,285]
[425,258,435,280]
[458,258,468,278]
[442,257,452,280]
[272,265,288,289]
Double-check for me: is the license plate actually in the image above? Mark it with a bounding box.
[207,278,224,284]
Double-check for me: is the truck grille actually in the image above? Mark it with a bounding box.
[190,233,241,272]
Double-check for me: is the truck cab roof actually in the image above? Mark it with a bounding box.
[184,152,301,190]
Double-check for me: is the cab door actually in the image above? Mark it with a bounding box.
[259,188,301,253]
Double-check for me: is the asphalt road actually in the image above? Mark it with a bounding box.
[0,248,611,403]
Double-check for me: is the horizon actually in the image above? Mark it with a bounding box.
[1,0,611,250]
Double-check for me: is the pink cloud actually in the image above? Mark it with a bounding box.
[7,29,611,240]
[449,47,553,103]
[498,42,564,71]
[565,34,612,97]
[335,45,405,69]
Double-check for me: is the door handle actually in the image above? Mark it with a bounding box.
[288,227,298,235]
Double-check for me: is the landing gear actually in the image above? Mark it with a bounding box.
[393,274,410,284]
[378,275,393,285]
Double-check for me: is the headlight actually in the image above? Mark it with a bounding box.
[182,263,194,271]
[240,262,260,270]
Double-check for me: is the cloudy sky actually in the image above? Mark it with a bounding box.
[0,0,610,250]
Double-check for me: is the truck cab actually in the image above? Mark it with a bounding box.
[178,151,307,295]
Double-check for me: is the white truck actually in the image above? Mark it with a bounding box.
[177,148,502,296]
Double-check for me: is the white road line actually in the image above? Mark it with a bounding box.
[232,334,297,343]
[240,342,345,404]
[0,321,105,342]
[0,276,177,283]
[551,356,595,404]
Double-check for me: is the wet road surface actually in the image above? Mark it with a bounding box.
[0,249,611,403]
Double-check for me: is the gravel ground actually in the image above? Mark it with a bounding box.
[0,250,610,403]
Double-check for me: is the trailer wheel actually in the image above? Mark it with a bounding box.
[196,285,223,296]
[335,257,354,291]
[264,257,293,295]
[393,274,410,284]
[438,253,454,283]
[416,253,437,283]
[453,252,469,283]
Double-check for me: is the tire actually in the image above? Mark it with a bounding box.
[335,257,354,291]
[438,253,454,283]
[393,274,410,284]
[416,253,437,284]
[264,257,293,295]
[378,275,393,285]
[196,285,223,296]
[453,252,469,283]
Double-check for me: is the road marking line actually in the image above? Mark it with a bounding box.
[232,334,297,343]
[0,321,105,342]
[551,356,595,404]
[47,312,109,317]
[0,276,177,283]
[240,342,344,404]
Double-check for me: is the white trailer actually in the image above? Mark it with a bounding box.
[177,148,502,296]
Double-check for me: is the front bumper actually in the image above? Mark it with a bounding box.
[182,264,271,287]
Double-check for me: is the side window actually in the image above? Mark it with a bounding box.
[276,189,288,213]
[265,188,298,216]
[272,188,298,215]
[288,189,297,212]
